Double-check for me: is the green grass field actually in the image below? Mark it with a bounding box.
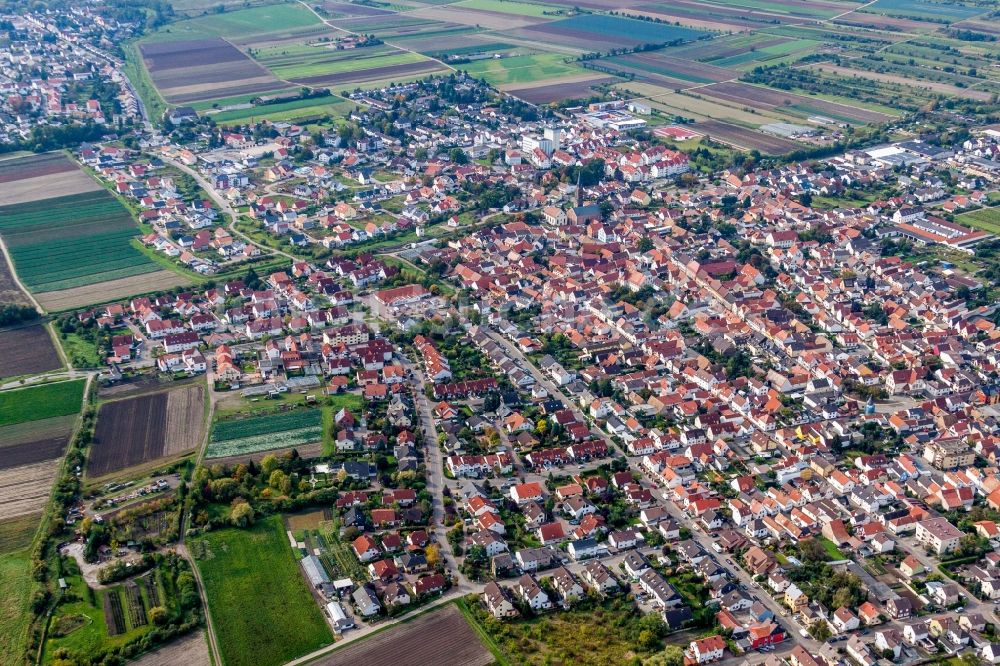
[209,96,355,124]
[0,188,161,293]
[142,4,323,42]
[256,45,428,80]
[463,53,585,85]
[453,0,559,17]
[0,379,86,427]
[0,549,34,666]
[958,207,1000,235]
[190,516,333,666]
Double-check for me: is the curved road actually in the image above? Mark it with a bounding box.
[158,155,297,261]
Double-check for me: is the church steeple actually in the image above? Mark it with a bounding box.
[576,170,582,208]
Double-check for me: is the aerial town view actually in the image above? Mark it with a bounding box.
[4,0,1000,664]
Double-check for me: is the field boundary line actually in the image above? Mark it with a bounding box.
[0,233,42,314]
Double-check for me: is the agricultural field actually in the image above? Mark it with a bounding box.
[35,270,190,313]
[0,325,62,378]
[208,95,355,125]
[519,14,708,50]
[0,379,85,427]
[463,53,586,86]
[0,414,77,471]
[697,81,894,125]
[129,631,210,666]
[313,604,492,666]
[140,38,286,105]
[89,384,206,478]
[692,119,804,154]
[859,0,983,23]
[0,151,101,206]
[0,157,179,307]
[206,407,322,459]
[140,4,325,44]
[250,41,446,87]
[505,75,620,104]
[189,516,333,666]
[452,0,561,18]
[958,207,1000,235]
[0,547,34,666]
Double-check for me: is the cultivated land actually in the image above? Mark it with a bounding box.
[0,548,34,666]
[0,379,86,427]
[0,154,177,308]
[0,325,62,378]
[0,414,76,470]
[313,604,492,666]
[35,270,190,312]
[128,631,211,666]
[205,407,323,459]
[0,460,63,521]
[190,516,333,666]
[140,38,286,104]
[0,153,101,206]
[89,384,206,478]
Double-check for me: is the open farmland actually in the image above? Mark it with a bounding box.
[313,604,492,666]
[693,119,803,154]
[142,4,325,43]
[505,75,620,104]
[463,53,586,86]
[190,516,333,666]
[520,14,707,50]
[140,38,286,105]
[0,325,62,378]
[0,254,30,306]
[35,270,189,312]
[291,60,447,87]
[129,631,210,666]
[0,168,168,299]
[253,42,439,83]
[0,152,101,206]
[0,379,85,427]
[0,410,76,520]
[0,414,76,470]
[209,95,355,125]
[89,384,206,478]
[206,408,322,459]
[0,548,34,666]
[697,82,894,124]
[859,0,983,23]
[958,207,1000,235]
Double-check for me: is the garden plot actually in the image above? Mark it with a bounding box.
[206,408,323,459]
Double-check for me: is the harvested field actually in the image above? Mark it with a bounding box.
[35,270,189,312]
[291,60,446,86]
[0,437,69,470]
[0,152,76,184]
[0,459,60,520]
[163,384,206,456]
[321,1,394,17]
[0,325,62,378]
[506,76,620,104]
[699,82,893,124]
[89,384,205,477]
[312,604,491,666]
[128,631,210,666]
[141,38,285,104]
[0,154,101,206]
[693,119,802,154]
